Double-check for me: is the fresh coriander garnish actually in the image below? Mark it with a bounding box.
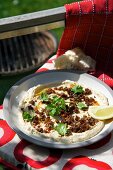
[40,92,48,101]
[55,123,67,136]
[22,111,34,122]
[77,102,87,110]
[52,96,66,110]
[71,85,84,94]
[46,96,66,116]
[49,108,58,117]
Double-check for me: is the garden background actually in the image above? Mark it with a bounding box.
[0,0,79,104]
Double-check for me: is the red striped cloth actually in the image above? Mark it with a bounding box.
[57,0,113,88]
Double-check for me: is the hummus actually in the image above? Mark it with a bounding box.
[19,80,108,144]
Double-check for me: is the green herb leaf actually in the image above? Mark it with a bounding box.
[55,123,67,136]
[71,85,84,94]
[40,92,48,101]
[49,108,57,116]
[52,96,66,110]
[46,96,66,116]
[77,102,87,110]
[22,111,34,122]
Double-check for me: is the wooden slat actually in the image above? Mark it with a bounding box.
[0,7,65,39]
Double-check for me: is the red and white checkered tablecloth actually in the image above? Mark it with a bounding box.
[1,0,113,169]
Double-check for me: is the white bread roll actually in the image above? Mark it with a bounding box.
[54,48,96,71]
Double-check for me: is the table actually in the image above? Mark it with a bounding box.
[0,55,113,170]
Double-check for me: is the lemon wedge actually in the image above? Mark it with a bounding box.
[88,105,113,120]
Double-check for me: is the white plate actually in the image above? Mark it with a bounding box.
[3,70,113,149]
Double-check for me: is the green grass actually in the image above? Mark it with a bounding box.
[0,0,80,105]
[0,0,78,18]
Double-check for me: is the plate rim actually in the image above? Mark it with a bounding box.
[3,70,113,149]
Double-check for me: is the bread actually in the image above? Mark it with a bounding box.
[54,48,96,71]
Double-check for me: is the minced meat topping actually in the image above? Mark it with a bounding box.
[21,81,99,136]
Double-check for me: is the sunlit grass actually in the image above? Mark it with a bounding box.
[0,0,79,18]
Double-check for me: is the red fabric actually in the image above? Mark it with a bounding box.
[0,105,3,110]
[57,0,113,88]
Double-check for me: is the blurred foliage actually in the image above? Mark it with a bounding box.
[0,0,79,18]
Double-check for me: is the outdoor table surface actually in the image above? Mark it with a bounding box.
[0,55,113,170]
